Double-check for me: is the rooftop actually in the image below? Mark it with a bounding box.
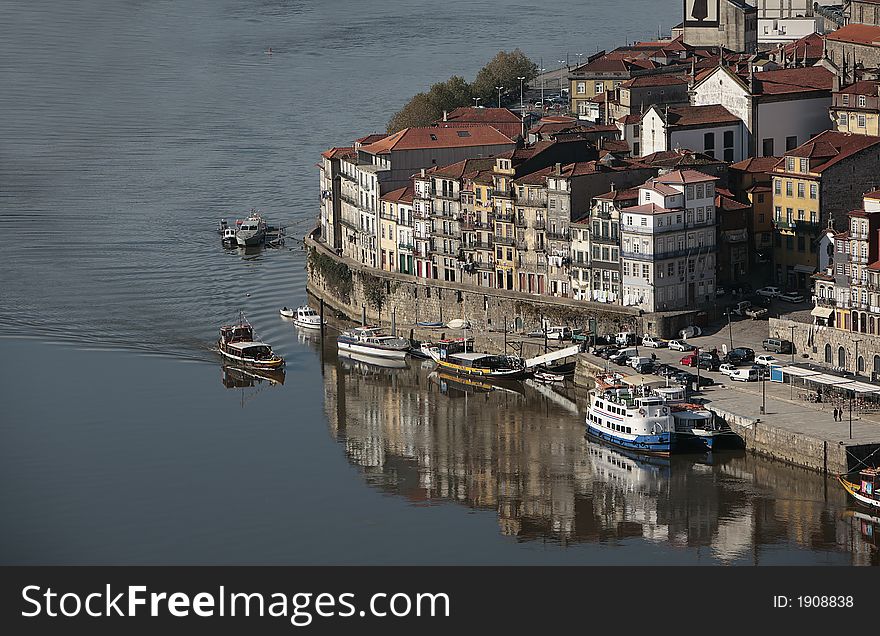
[360,125,514,154]
[655,169,718,185]
[825,23,880,46]
[778,131,880,173]
[380,185,414,204]
[656,104,742,128]
[837,80,880,95]
[730,156,781,174]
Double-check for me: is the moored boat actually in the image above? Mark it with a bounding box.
[428,342,530,381]
[585,374,676,456]
[236,211,268,246]
[217,314,284,369]
[222,227,238,245]
[291,304,324,329]
[337,326,410,359]
[411,336,473,360]
[656,386,743,451]
[839,468,880,510]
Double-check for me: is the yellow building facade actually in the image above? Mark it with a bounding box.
[771,155,821,290]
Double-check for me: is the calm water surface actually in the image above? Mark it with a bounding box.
[0,0,876,564]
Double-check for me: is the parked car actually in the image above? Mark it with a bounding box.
[762,338,792,354]
[633,361,655,374]
[641,336,667,348]
[668,339,693,352]
[745,306,769,319]
[654,364,678,378]
[719,363,738,376]
[756,286,782,297]
[675,372,714,387]
[779,291,805,303]
[725,347,755,364]
[697,352,720,371]
[596,346,619,359]
[615,332,638,346]
[680,354,699,367]
[730,301,753,317]
[754,354,779,366]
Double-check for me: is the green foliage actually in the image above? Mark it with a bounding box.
[361,272,386,313]
[471,49,538,102]
[309,247,353,304]
[387,50,537,133]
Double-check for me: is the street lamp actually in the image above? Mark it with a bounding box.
[540,67,546,107]
[495,86,504,108]
[517,76,526,136]
[725,310,734,352]
[789,325,795,364]
[575,52,584,67]
[472,97,482,107]
[558,59,567,100]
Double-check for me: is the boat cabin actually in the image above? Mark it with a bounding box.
[860,469,880,503]
[447,352,524,371]
[220,324,254,344]
[225,341,275,360]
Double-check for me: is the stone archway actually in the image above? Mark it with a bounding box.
[825,343,832,363]
[838,346,847,368]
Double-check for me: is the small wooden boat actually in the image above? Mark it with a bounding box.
[417,321,444,328]
[839,468,880,510]
[534,370,566,383]
[428,342,530,381]
[411,337,473,360]
[446,318,471,330]
[217,313,284,369]
[279,307,295,318]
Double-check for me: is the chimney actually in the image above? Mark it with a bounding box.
[420,168,426,177]
[610,181,616,192]
[555,162,562,174]
[443,110,448,121]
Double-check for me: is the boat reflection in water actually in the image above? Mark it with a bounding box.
[338,350,408,372]
[221,364,285,388]
[319,343,880,563]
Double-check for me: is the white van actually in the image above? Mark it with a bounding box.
[730,368,759,382]
[612,347,639,363]
[615,332,636,346]
[628,356,653,369]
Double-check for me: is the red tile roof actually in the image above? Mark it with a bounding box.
[826,23,880,46]
[620,74,688,89]
[658,104,742,128]
[752,66,834,95]
[838,80,880,95]
[356,134,388,145]
[780,32,825,61]
[360,125,514,154]
[730,156,781,173]
[643,180,680,196]
[865,190,880,198]
[425,157,497,180]
[624,202,674,215]
[655,169,718,184]
[617,114,642,125]
[594,187,640,202]
[777,131,880,173]
[321,146,354,160]
[380,185,414,204]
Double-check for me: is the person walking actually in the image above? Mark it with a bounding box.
[834,407,840,422]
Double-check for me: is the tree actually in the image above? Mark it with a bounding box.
[387,76,473,133]
[386,50,538,133]
[471,49,538,103]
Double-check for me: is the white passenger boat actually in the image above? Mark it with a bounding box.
[291,305,324,329]
[217,313,284,369]
[586,374,676,456]
[336,326,410,359]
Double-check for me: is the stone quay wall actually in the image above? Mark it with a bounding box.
[304,231,698,339]
[707,405,850,473]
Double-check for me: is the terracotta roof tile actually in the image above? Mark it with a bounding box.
[624,202,674,215]
[320,146,354,159]
[826,23,880,46]
[655,169,718,184]
[730,156,781,173]
[380,185,414,204]
[619,74,688,89]
[594,187,640,202]
[777,131,880,173]
[838,80,880,95]
[360,125,514,154]
[658,104,742,127]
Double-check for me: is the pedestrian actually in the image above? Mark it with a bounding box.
[834,407,840,421]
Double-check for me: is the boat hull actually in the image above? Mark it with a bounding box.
[337,339,408,359]
[236,232,265,247]
[218,348,284,369]
[839,476,880,510]
[688,428,744,450]
[435,359,529,381]
[586,424,674,456]
[293,318,323,330]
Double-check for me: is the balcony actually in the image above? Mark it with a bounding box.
[471,240,494,250]
[519,195,547,207]
[495,211,514,222]
[433,228,462,239]
[546,230,570,241]
[516,240,529,250]
[814,296,836,307]
[773,219,821,233]
[533,219,546,230]
[398,242,414,252]
[494,235,516,246]
[473,258,496,270]
[515,216,528,228]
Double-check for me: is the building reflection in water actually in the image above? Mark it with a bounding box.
[311,336,879,564]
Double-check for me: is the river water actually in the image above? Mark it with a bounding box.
[1,0,876,564]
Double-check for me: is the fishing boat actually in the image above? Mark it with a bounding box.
[839,468,880,510]
[427,342,530,381]
[279,307,295,318]
[534,369,566,383]
[585,373,677,456]
[236,211,268,246]
[217,313,284,369]
[336,326,410,359]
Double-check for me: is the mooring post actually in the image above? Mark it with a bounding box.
[320,298,325,342]
[391,308,396,336]
[361,304,366,326]
[504,321,508,353]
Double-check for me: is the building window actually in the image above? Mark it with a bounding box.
[596,82,604,94]
[810,183,817,199]
[704,132,715,151]
[786,181,792,196]
[787,157,795,172]
[577,82,586,94]
[858,114,867,128]
[774,179,781,195]
[859,95,867,108]
[797,182,804,198]
[799,159,808,172]
[723,130,733,148]
[839,113,848,127]
[762,138,774,156]
[842,94,850,106]
[786,136,798,151]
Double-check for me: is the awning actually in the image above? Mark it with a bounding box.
[809,374,854,386]
[794,264,816,274]
[782,366,821,378]
[811,306,834,319]
[841,381,880,394]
